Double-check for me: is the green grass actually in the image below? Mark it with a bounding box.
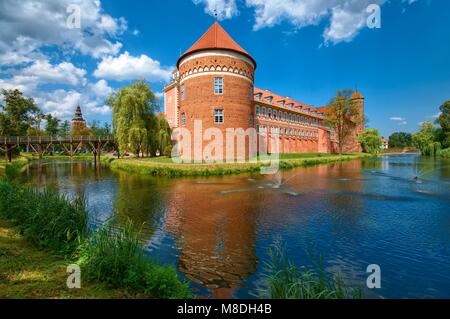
[0,156,31,178]
[262,242,361,299]
[0,179,192,298]
[77,220,192,299]
[0,180,88,255]
[107,153,371,177]
[0,219,138,299]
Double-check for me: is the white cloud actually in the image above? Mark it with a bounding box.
[20,59,87,86]
[89,79,114,99]
[193,0,417,44]
[0,0,127,59]
[94,51,172,82]
[390,117,407,125]
[192,0,239,20]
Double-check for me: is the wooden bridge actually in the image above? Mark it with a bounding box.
[0,136,116,163]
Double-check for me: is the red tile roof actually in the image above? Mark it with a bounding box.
[177,22,256,68]
[253,88,324,118]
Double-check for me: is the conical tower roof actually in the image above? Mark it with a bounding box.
[177,22,256,68]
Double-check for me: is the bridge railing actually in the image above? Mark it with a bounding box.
[0,136,116,145]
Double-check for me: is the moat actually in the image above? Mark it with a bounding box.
[18,154,450,298]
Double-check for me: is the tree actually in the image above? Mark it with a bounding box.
[59,120,71,136]
[388,132,413,149]
[436,100,450,148]
[358,128,382,154]
[90,120,112,137]
[324,89,363,154]
[45,114,60,136]
[413,122,441,156]
[109,81,156,157]
[0,89,39,136]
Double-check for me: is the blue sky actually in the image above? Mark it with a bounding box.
[0,0,449,138]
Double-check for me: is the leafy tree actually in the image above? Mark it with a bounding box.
[358,128,383,154]
[413,122,441,156]
[0,89,39,136]
[45,114,60,136]
[109,81,155,157]
[149,114,172,156]
[90,120,112,137]
[436,100,450,148]
[388,132,413,148]
[59,120,71,136]
[324,89,363,154]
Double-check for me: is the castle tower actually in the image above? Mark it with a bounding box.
[71,104,86,129]
[347,91,365,153]
[167,22,257,161]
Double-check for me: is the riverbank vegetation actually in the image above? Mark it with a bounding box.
[106,153,371,177]
[262,243,361,299]
[358,128,383,154]
[0,179,191,298]
[411,100,449,157]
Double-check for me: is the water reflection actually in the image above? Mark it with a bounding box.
[19,154,450,299]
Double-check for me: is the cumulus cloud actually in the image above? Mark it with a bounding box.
[0,0,127,59]
[21,59,87,86]
[193,0,418,44]
[89,79,114,99]
[192,0,239,20]
[93,51,173,82]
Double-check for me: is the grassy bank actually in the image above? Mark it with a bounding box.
[0,179,191,299]
[0,156,31,177]
[0,219,136,299]
[106,153,371,177]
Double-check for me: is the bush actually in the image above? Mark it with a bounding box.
[163,145,173,158]
[0,180,88,255]
[440,148,450,158]
[77,220,192,299]
[262,242,361,299]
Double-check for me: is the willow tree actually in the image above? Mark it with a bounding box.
[109,81,155,157]
[324,90,363,154]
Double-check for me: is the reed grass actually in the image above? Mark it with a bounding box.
[0,179,88,255]
[262,242,361,299]
[76,220,192,299]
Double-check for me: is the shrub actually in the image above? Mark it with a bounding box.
[163,145,173,158]
[440,148,450,158]
[262,242,361,299]
[77,220,192,299]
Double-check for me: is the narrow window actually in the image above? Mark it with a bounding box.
[262,107,266,118]
[256,105,260,117]
[181,112,186,126]
[214,77,223,95]
[273,110,277,120]
[181,83,185,100]
[250,114,254,127]
[268,108,272,119]
[279,111,282,121]
[214,109,224,124]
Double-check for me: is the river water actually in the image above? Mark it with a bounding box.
[19,154,450,299]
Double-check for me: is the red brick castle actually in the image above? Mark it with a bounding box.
[164,22,364,157]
